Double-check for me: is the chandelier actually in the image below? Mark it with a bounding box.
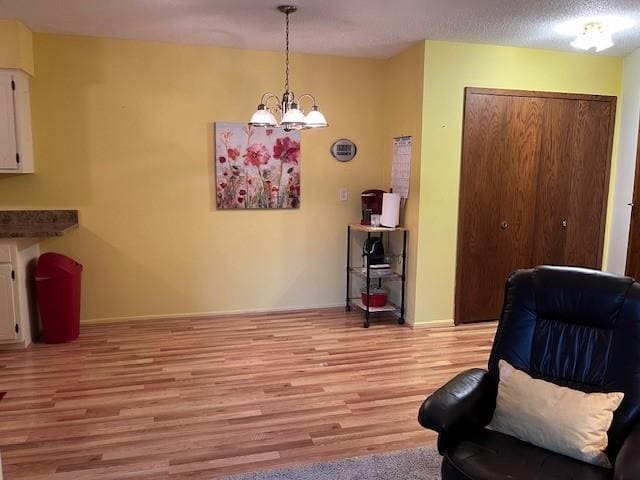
[249,5,328,131]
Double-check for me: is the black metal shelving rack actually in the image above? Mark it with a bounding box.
[345,224,408,328]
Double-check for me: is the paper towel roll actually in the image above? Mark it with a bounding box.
[381,193,401,227]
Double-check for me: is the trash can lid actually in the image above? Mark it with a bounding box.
[34,252,83,280]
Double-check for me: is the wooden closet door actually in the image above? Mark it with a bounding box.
[456,89,615,324]
[455,91,543,323]
[626,122,640,279]
[564,100,614,267]
[533,98,614,268]
[531,98,578,265]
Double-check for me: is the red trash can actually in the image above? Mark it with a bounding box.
[34,253,83,343]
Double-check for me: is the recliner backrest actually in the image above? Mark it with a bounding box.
[488,266,640,455]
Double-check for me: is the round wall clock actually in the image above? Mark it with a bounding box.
[330,139,357,162]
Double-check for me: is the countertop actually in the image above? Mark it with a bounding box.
[0,210,79,238]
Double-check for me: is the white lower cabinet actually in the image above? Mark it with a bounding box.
[0,263,18,341]
[0,240,38,347]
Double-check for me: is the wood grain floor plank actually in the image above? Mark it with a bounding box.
[0,309,495,479]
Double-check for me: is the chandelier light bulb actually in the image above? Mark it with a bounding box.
[280,103,307,130]
[249,104,278,127]
[305,106,329,128]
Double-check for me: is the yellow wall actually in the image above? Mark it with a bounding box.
[0,30,625,325]
[382,43,424,324]
[0,34,389,321]
[414,41,623,325]
[0,20,34,75]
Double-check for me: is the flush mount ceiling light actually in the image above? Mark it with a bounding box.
[556,16,635,53]
[249,5,328,131]
[571,22,614,52]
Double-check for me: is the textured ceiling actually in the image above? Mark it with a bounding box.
[0,0,639,58]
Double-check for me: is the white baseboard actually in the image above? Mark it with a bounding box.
[82,302,346,325]
[410,318,455,329]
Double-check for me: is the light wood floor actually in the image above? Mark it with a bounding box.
[0,309,496,480]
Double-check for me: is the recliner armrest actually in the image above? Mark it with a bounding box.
[614,421,640,480]
[418,368,497,454]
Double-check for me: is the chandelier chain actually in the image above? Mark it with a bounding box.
[284,11,290,93]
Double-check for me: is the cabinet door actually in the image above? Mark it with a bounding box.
[0,72,18,170]
[0,264,17,341]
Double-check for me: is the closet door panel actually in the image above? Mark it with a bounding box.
[531,98,577,266]
[625,122,640,279]
[565,100,613,268]
[456,93,507,322]
[496,96,543,271]
[456,93,542,323]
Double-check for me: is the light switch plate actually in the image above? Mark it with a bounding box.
[339,188,349,201]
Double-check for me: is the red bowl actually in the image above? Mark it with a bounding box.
[361,290,387,308]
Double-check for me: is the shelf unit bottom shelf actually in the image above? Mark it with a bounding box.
[350,299,399,314]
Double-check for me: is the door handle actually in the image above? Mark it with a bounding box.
[500,221,508,230]
[561,219,568,228]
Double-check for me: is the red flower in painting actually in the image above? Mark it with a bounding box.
[266,129,274,136]
[218,156,227,163]
[239,189,247,196]
[243,144,271,167]
[227,148,240,161]
[273,137,300,164]
[219,181,227,189]
[288,176,300,195]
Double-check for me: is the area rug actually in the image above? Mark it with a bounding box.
[219,446,441,480]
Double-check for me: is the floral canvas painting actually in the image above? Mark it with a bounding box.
[215,123,301,209]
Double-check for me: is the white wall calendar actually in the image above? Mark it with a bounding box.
[391,136,412,199]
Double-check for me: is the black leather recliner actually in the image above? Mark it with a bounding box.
[418,266,640,480]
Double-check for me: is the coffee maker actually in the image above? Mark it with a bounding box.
[361,189,385,225]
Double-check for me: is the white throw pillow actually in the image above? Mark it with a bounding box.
[488,360,624,468]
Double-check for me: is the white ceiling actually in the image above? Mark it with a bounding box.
[0,0,639,58]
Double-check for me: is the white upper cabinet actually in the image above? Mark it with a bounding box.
[0,72,17,170]
[0,70,34,174]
